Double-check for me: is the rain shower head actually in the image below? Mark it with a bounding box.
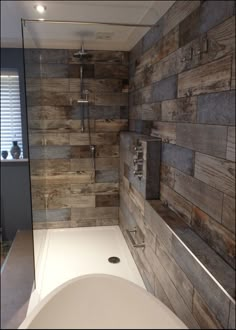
[73,43,90,59]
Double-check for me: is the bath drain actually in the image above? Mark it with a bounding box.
[108,256,120,264]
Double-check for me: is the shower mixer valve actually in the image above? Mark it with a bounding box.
[133,140,143,180]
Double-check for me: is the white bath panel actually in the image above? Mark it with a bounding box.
[34,226,145,300]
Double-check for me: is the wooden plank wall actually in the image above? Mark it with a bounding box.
[121,1,235,329]
[25,49,129,228]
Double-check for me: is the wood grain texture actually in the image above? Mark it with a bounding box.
[176,123,227,158]
[151,122,176,144]
[69,132,119,145]
[195,152,235,197]
[222,194,236,234]
[192,290,223,329]
[144,246,200,329]
[163,0,201,36]
[197,90,235,125]
[95,119,128,132]
[160,183,193,225]
[174,169,223,222]
[161,97,197,123]
[191,206,235,268]
[178,56,232,97]
[226,127,235,161]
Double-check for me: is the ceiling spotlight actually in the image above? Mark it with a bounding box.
[35,4,46,13]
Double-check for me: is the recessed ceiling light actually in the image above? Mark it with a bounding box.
[35,4,46,13]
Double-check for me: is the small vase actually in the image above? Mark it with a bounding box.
[1,150,8,159]
[10,141,21,159]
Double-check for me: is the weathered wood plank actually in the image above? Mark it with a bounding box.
[160,164,176,189]
[68,64,94,78]
[70,158,95,171]
[195,152,235,197]
[30,146,71,160]
[71,182,119,195]
[95,63,128,79]
[176,123,227,158]
[152,75,177,102]
[69,132,119,145]
[33,209,71,222]
[197,90,235,125]
[232,53,235,89]
[161,143,194,175]
[226,127,235,161]
[222,194,236,234]
[151,122,176,144]
[95,169,119,183]
[161,96,197,123]
[27,106,71,120]
[160,183,193,225]
[31,171,94,185]
[29,133,69,146]
[179,7,200,47]
[228,301,236,329]
[95,119,128,132]
[95,93,128,106]
[202,16,235,64]
[40,78,69,92]
[191,206,235,268]
[199,0,235,34]
[163,0,200,36]
[178,56,232,97]
[95,194,119,207]
[71,206,118,220]
[144,246,200,329]
[48,194,96,209]
[171,235,231,329]
[192,290,223,329]
[155,235,194,308]
[31,159,70,175]
[174,169,223,222]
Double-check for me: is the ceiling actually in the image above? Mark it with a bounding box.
[1,1,174,51]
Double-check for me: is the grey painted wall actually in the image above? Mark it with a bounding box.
[1,48,33,240]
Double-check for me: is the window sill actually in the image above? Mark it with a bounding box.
[1,158,29,163]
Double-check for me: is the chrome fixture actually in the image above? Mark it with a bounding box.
[133,140,143,180]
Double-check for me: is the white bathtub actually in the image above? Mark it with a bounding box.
[19,274,188,329]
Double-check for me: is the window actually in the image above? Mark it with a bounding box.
[1,71,23,159]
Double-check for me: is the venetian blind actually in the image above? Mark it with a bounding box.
[1,71,23,157]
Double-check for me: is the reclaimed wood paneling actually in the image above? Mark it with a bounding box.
[161,143,194,175]
[197,90,235,125]
[171,235,231,329]
[174,169,223,222]
[152,75,177,102]
[95,194,119,207]
[176,123,227,158]
[222,194,236,234]
[178,56,232,97]
[226,127,235,161]
[192,290,223,329]
[179,7,200,47]
[151,122,176,144]
[155,235,194,308]
[191,206,235,268]
[94,63,128,79]
[163,0,200,36]
[232,53,235,89]
[199,0,235,34]
[71,206,118,220]
[202,16,235,64]
[95,169,119,183]
[195,152,235,197]
[160,183,193,225]
[161,97,197,123]
[144,246,200,329]
[95,119,128,132]
[95,93,128,106]
[69,132,119,145]
[160,164,176,188]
